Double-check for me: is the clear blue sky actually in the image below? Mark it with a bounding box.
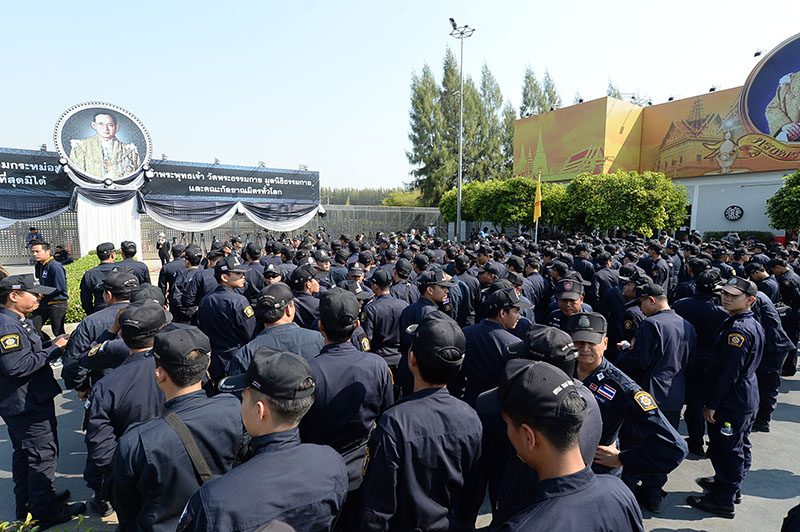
[0,0,796,188]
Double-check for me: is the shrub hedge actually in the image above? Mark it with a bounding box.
[64,251,123,323]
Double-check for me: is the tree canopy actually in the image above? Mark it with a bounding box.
[766,169,800,231]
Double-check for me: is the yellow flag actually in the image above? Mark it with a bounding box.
[533,177,542,222]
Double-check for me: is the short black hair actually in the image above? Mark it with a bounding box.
[120,328,158,349]
[412,345,461,385]
[93,111,118,125]
[31,241,51,251]
[155,349,209,387]
[503,391,585,453]
[322,320,357,344]
[249,378,316,425]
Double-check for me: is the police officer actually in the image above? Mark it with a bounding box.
[109,326,244,530]
[62,271,139,392]
[567,312,688,514]
[169,245,203,324]
[298,288,393,528]
[617,281,696,429]
[496,360,644,531]
[181,249,224,316]
[544,278,590,330]
[197,254,256,386]
[157,243,186,296]
[452,254,480,327]
[362,269,408,376]
[687,277,764,518]
[31,241,69,337]
[672,270,730,456]
[340,279,373,351]
[79,242,123,314]
[646,243,671,291]
[769,258,800,376]
[397,269,454,395]
[289,263,322,330]
[745,262,779,304]
[240,243,266,305]
[360,311,484,530]
[460,288,531,405]
[228,283,324,375]
[179,351,348,531]
[84,301,167,516]
[119,241,152,285]
[0,274,84,527]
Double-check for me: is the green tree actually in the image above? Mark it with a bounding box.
[500,101,517,178]
[520,66,545,117]
[474,63,505,181]
[382,188,422,207]
[766,169,800,230]
[438,180,489,222]
[542,70,561,110]
[407,64,455,206]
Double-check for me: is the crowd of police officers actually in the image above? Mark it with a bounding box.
[2,229,800,530]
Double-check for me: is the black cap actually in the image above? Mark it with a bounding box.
[230,236,243,244]
[485,287,532,312]
[263,263,281,277]
[343,280,374,301]
[214,254,248,275]
[131,284,167,306]
[0,274,55,295]
[185,245,203,261]
[506,324,578,364]
[290,263,323,290]
[405,310,465,364]
[257,282,294,314]
[319,287,360,330]
[120,240,137,254]
[555,278,584,300]
[499,360,586,420]
[394,258,412,277]
[550,261,569,277]
[744,262,765,276]
[506,271,525,287]
[720,276,758,297]
[313,249,330,263]
[478,263,500,276]
[96,242,115,260]
[695,270,722,292]
[454,254,471,272]
[635,281,665,299]
[417,269,454,287]
[371,269,392,289]
[565,312,607,344]
[119,301,166,336]
[103,271,139,295]
[348,263,366,276]
[153,326,211,367]
[218,349,315,398]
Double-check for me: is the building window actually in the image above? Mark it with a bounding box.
[696,154,701,162]
[679,156,683,164]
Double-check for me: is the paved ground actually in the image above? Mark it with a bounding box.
[1,260,798,530]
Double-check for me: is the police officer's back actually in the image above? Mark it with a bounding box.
[360,312,483,531]
[84,301,167,516]
[179,352,348,531]
[289,264,322,330]
[157,243,186,296]
[119,241,152,286]
[228,283,324,376]
[109,327,243,531]
[361,269,408,370]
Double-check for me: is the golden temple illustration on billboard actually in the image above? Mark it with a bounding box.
[514,32,800,182]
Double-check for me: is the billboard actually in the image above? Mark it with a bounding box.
[514,31,800,181]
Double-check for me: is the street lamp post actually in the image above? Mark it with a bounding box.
[449,18,475,243]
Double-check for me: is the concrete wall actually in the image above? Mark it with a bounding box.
[675,170,792,235]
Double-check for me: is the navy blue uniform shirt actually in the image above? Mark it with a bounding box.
[228,322,324,375]
[673,294,729,361]
[497,467,643,532]
[120,258,151,286]
[179,428,348,532]
[157,257,186,296]
[35,257,68,302]
[62,302,128,391]
[80,262,125,315]
[461,319,519,405]
[197,286,255,381]
[299,342,393,490]
[390,280,420,305]
[362,294,408,366]
[360,387,483,531]
[292,291,320,330]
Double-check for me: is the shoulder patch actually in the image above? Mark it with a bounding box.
[0,333,21,353]
[243,305,254,319]
[727,333,745,348]
[634,390,658,412]
[87,343,103,357]
[360,337,371,352]
[624,320,633,330]
[361,445,371,477]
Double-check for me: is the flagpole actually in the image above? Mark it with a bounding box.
[534,172,541,244]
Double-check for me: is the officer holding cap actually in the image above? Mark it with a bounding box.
[567,312,687,514]
[197,254,256,387]
[110,326,244,530]
[298,287,393,527]
[360,311,483,530]
[84,301,167,516]
[0,274,84,526]
[179,352,348,530]
[688,277,764,518]
[228,283,324,376]
[496,360,643,531]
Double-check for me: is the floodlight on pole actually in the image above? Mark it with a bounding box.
[449,18,475,243]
